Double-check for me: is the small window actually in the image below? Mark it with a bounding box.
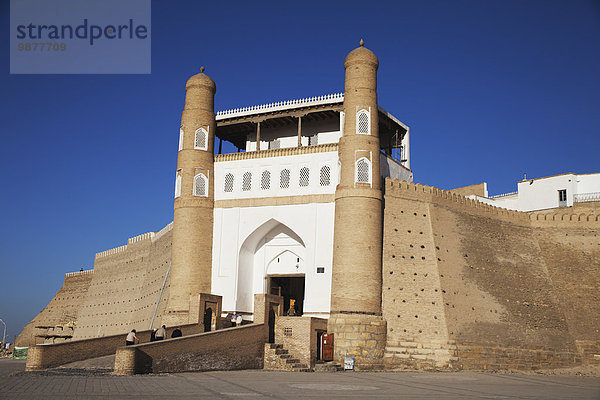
[284,327,293,336]
[558,189,567,204]
[193,173,208,197]
[280,169,290,189]
[269,139,280,150]
[195,127,208,150]
[242,172,252,191]
[355,157,371,184]
[316,267,325,274]
[261,170,271,190]
[178,128,184,151]
[174,170,182,198]
[224,173,234,193]
[299,167,310,187]
[320,166,331,186]
[356,108,370,135]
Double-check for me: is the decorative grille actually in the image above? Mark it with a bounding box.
[320,165,331,186]
[280,169,290,189]
[357,109,370,135]
[299,167,310,187]
[194,173,208,197]
[356,158,370,183]
[242,172,252,191]
[224,173,234,192]
[261,170,271,190]
[195,127,208,150]
[269,139,280,149]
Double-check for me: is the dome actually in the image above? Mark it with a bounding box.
[344,40,379,69]
[186,67,216,91]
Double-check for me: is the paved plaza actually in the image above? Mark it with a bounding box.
[0,359,599,400]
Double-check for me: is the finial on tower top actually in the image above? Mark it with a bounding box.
[359,39,364,47]
[200,66,205,73]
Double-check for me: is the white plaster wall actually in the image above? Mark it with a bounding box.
[401,128,410,170]
[476,194,520,210]
[380,153,413,182]
[246,117,340,151]
[215,151,338,200]
[211,202,335,319]
[318,130,342,144]
[515,174,577,210]
[476,173,600,211]
[576,173,600,194]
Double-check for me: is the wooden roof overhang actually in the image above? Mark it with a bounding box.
[216,103,343,150]
[215,103,408,151]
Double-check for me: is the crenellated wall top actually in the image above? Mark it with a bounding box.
[94,222,174,259]
[64,269,94,278]
[385,178,600,227]
[385,179,530,225]
[528,211,600,227]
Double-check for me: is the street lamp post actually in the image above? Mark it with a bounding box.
[0,319,6,347]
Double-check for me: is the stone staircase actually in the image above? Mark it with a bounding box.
[314,360,344,372]
[264,343,311,372]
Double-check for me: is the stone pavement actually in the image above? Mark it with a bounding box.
[1,359,599,399]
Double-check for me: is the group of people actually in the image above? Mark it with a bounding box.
[230,313,243,327]
[125,325,183,346]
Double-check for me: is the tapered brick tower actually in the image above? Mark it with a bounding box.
[164,68,216,326]
[328,41,387,369]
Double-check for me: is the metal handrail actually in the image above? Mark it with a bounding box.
[490,191,518,199]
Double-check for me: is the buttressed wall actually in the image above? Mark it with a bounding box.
[74,224,173,339]
[16,270,93,347]
[382,179,600,370]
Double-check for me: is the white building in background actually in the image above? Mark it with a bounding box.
[469,173,600,212]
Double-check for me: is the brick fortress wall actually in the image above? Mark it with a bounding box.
[73,223,173,339]
[382,179,599,371]
[16,270,93,347]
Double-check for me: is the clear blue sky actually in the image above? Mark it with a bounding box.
[1,0,599,342]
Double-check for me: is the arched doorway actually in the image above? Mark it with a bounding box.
[237,219,307,314]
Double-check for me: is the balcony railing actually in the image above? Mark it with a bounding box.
[490,191,518,199]
[573,192,600,203]
[214,143,338,162]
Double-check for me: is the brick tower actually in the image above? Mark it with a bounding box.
[164,68,216,326]
[328,41,387,369]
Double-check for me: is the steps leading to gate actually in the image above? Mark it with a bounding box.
[314,360,343,372]
[264,343,311,372]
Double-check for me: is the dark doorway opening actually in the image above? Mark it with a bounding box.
[268,308,276,343]
[316,331,324,361]
[203,307,213,332]
[269,276,305,316]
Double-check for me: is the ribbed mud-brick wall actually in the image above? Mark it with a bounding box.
[532,214,600,364]
[16,270,93,347]
[382,180,456,370]
[382,179,599,371]
[73,224,173,339]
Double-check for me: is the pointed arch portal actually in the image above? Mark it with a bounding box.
[237,219,306,315]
